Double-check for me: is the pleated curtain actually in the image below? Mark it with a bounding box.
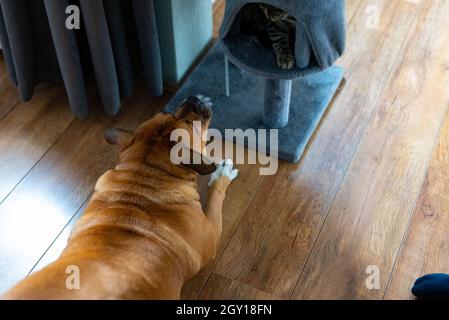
[0,0,163,118]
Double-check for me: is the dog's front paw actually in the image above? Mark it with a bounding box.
[208,159,239,187]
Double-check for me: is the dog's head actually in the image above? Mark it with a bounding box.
[104,96,216,175]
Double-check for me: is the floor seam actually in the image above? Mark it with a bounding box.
[0,100,20,122]
[0,116,77,208]
[27,194,92,275]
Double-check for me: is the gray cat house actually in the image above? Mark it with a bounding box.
[165,0,346,162]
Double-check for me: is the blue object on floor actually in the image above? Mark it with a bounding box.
[412,274,449,299]
[164,44,344,163]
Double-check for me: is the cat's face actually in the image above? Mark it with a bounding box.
[260,4,289,22]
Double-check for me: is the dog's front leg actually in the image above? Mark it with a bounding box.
[205,159,238,236]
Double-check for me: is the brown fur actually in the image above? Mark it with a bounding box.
[2,99,233,300]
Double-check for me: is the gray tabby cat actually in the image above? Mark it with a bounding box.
[241,4,296,70]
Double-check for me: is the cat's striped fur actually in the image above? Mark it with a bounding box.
[241,4,295,70]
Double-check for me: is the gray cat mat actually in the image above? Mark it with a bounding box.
[164,44,344,163]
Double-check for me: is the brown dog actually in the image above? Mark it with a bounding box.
[2,96,238,299]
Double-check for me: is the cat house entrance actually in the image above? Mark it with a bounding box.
[221,2,322,79]
[220,0,346,78]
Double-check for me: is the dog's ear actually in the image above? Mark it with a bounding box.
[181,148,217,175]
[104,128,135,148]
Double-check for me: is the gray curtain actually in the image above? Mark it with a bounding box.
[0,0,163,118]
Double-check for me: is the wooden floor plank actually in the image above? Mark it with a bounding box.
[0,88,168,293]
[0,86,75,203]
[384,119,449,299]
[293,0,449,299]
[385,108,449,298]
[0,56,20,120]
[211,0,422,299]
[198,273,280,300]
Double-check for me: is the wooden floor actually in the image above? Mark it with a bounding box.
[1,0,449,300]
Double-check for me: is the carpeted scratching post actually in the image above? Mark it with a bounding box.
[263,79,292,128]
[165,0,346,163]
